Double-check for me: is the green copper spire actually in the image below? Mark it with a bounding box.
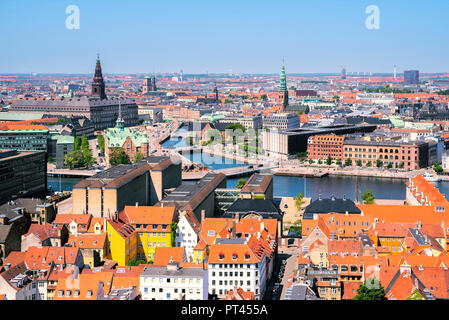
[280,64,287,92]
[115,100,125,130]
[96,53,100,63]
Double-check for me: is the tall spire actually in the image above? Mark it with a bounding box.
[279,62,288,110]
[91,54,107,99]
[115,99,125,130]
[280,64,287,92]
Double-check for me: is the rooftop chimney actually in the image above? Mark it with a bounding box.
[201,210,205,223]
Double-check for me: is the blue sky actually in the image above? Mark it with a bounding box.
[0,0,448,74]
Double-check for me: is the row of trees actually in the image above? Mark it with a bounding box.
[307,156,404,169]
[64,135,95,169]
[97,134,105,153]
[109,147,145,166]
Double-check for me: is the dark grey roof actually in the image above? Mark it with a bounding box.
[0,198,45,214]
[346,116,391,126]
[226,199,278,214]
[215,238,247,245]
[141,266,206,277]
[359,233,373,247]
[161,173,224,206]
[10,96,136,109]
[0,225,12,243]
[303,196,361,219]
[284,284,321,300]
[408,228,428,245]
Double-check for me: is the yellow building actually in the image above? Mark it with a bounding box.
[67,233,108,268]
[119,205,176,262]
[106,219,138,266]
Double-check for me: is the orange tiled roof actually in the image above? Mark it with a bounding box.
[120,206,175,230]
[153,247,185,266]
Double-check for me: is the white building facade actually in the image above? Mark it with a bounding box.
[140,263,208,300]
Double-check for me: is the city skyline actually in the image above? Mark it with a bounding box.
[1,0,449,74]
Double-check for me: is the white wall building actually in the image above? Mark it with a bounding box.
[175,211,200,262]
[0,263,40,300]
[208,238,267,300]
[140,262,208,300]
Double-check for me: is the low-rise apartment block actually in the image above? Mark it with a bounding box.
[140,262,208,300]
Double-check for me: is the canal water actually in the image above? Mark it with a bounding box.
[50,129,449,201]
[48,170,449,202]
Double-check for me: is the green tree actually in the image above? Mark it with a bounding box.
[83,150,95,167]
[294,192,305,212]
[366,161,372,167]
[57,118,67,123]
[336,159,342,166]
[361,189,375,204]
[127,259,149,266]
[354,278,385,300]
[133,152,145,163]
[64,150,85,169]
[399,162,404,169]
[47,156,54,163]
[356,160,362,166]
[345,158,352,166]
[387,162,393,169]
[296,152,307,159]
[309,159,314,164]
[226,123,246,133]
[74,136,81,151]
[261,94,268,101]
[109,147,130,166]
[81,134,89,153]
[170,222,178,247]
[236,178,247,189]
[326,156,333,166]
[434,162,443,174]
[317,159,323,165]
[376,159,383,168]
[97,134,105,153]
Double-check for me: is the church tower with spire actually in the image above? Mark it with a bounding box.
[279,63,289,111]
[115,100,125,130]
[213,83,219,101]
[91,54,107,99]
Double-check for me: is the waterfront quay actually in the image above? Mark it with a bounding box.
[272,164,426,180]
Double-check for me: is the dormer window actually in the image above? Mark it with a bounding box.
[87,290,93,297]
[232,253,238,260]
[162,224,167,230]
[244,253,250,260]
[152,224,158,229]
[219,253,224,260]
